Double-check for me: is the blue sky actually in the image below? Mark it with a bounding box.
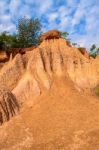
[0,0,99,48]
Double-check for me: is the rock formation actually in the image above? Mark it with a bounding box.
[78,47,89,58]
[0,31,99,149]
[40,30,61,42]
[0,54,25,91]
[0,87,19,125]
[11,46,36,58]
[0,38,99,103]
[0,51,8,62]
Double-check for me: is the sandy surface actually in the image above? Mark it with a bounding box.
[0,76,99,150]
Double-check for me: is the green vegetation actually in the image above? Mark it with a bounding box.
[0,17,42,52]
[89,44,99,58]
[60,31,71,46]
[60,32,69,40]
[17,17,42,47]
[90,44,96,51]
[72,43,99,58]
[0,32,18,52]
[0,20,99,60]
[94,85,99,97]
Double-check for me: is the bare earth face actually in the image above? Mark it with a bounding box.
[0,38,99,149]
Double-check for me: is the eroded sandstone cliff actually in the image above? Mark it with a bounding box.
[0,38,98,103]
[0,34,99,149]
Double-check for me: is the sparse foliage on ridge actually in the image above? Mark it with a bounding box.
[60,32,69,40]
[89,44,99,58]
[0,22,99,59]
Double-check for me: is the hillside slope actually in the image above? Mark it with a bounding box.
[0,36,99,149]
[0,76,99,149]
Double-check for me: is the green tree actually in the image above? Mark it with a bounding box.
[17,17,42,48]
[0,32,11,52]
[60,32,69,40]
[90,44,96,52]
[96,47,99,53]
[0,32,20,52]
[90,44,99,58]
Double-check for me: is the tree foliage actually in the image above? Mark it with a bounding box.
[90,44,99,58]
[0,17,42,53]
[0,32,16,52]
[60,32,69,40]
[90,44,96,52]
[17,17,42,47]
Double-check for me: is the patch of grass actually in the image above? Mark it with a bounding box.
[94,85,99,97]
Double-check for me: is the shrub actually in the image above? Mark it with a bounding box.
[60,32,69,40]
[94,85,99,97]
[89,44,99,58]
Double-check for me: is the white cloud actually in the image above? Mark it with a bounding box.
[38,0,53,15]
[66,0,99,48]
[0,15,11,23]
[47,12,58,22]
[0,1,7,8]
[66,0,78,7]
[0,23,16,33]
[24,0,53,16]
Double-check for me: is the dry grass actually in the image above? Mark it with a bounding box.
[94,85,99,97]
